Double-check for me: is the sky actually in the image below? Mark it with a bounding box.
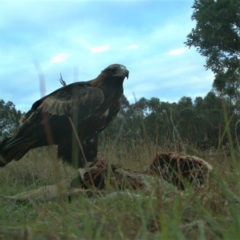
[0,0,214,112]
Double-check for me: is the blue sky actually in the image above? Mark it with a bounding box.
[0,0,214,112]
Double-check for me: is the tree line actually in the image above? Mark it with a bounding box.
[100,93,240,151]
[1,91,239,151]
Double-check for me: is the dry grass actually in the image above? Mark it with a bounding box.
[0,140,240,240]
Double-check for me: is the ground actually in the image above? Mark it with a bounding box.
[0,141,240,240]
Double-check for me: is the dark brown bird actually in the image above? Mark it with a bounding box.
[0,64,129,168]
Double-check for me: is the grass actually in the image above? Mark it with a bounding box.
[0,140,240,240]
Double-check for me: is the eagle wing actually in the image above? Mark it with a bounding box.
[0,84,104,161]
[20,83,104,131]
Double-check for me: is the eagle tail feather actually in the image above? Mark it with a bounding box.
[0,137,36,167]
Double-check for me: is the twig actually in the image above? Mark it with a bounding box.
[133,93,152,159]
[169,108,185,152]
[60,73,67,87]
[68,117,96,189]
[68,117,87,166]
[235,119,240,151]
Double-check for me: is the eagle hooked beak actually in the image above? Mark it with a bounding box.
[114,66,129,79]
[120,70,129,79]
[125,70,129,79]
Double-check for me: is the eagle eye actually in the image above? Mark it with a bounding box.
[108,68,116,74]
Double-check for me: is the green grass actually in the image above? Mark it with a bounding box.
[0,142,240,240]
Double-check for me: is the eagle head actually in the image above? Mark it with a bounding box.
[102,64,129,80]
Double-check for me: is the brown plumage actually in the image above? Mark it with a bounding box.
[0,64,129,168]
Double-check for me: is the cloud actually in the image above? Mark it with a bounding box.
[168,47,187,56]
[77,39,109,54]
[49,53,71,64]
[89,45,110,53]
[125,45,139,50]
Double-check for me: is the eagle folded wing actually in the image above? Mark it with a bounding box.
[20,85,105,129]
[1,86,105,161]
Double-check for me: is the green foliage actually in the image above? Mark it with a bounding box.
[100,93,236,150]
[1,91,237,151]
[185,0,240,73]
[185,0,240,101]
[0,100,22,139]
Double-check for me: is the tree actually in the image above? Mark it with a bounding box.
[185,0,240,98]
[0,100,22,139]
[120,94,130,114]
[213,70,240,113]
[194,96,204,114]
[178,96,193,108]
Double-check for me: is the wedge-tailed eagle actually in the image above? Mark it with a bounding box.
[0,64,129,168]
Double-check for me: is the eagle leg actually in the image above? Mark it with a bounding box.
[57,133,98,168]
